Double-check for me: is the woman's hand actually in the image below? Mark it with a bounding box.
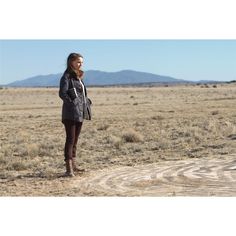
[78,70,84,78]
[73,97,79,105]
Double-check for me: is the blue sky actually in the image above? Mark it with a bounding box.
[1,40,236,84]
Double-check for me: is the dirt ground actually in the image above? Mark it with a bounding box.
[0,83,236,196]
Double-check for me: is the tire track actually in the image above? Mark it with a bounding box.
[74,155,236,196]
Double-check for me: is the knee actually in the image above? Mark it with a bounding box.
[66,136,75,145]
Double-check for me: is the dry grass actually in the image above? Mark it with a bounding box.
[122,128,144,143]
[0,84,236,195]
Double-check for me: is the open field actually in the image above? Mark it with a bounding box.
[0,83,236,196]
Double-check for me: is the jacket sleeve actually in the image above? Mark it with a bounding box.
[59,74,72,104]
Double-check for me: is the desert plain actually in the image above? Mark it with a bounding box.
[0,83,236,196]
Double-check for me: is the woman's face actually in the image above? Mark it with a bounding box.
[71,57,83,70]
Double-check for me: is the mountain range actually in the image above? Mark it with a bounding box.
[4,70,218,87]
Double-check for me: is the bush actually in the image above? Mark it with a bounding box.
[27,143,39,157]
[97,124,109,131]
[122,128,144,143]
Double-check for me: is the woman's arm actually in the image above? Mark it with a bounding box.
[59,74,72,104]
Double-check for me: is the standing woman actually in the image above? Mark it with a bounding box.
[59,52,87,177]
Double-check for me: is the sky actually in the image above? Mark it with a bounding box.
[1,40,236,85]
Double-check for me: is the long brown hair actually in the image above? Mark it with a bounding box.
[65,52,83,74]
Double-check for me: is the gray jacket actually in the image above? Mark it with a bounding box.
[59,71,87,123]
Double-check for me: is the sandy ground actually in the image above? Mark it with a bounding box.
[1,155,236,196]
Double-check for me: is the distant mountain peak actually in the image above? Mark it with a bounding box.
[6,70,188,87]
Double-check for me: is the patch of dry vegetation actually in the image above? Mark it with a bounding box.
[122,128,144,143]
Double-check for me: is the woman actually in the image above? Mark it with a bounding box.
[59,52,88,177]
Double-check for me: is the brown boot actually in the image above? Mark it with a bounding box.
[72,158,85,172]
[64,159,75,177]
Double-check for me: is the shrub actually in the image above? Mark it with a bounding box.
[9,161,28,171]
[97,124,109,131]
[122,128,144,143]
[27,143,39,157]
[38,141,54,157]
[106,135,123,149]
[211,111,219,115]
[151,115,164,121]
